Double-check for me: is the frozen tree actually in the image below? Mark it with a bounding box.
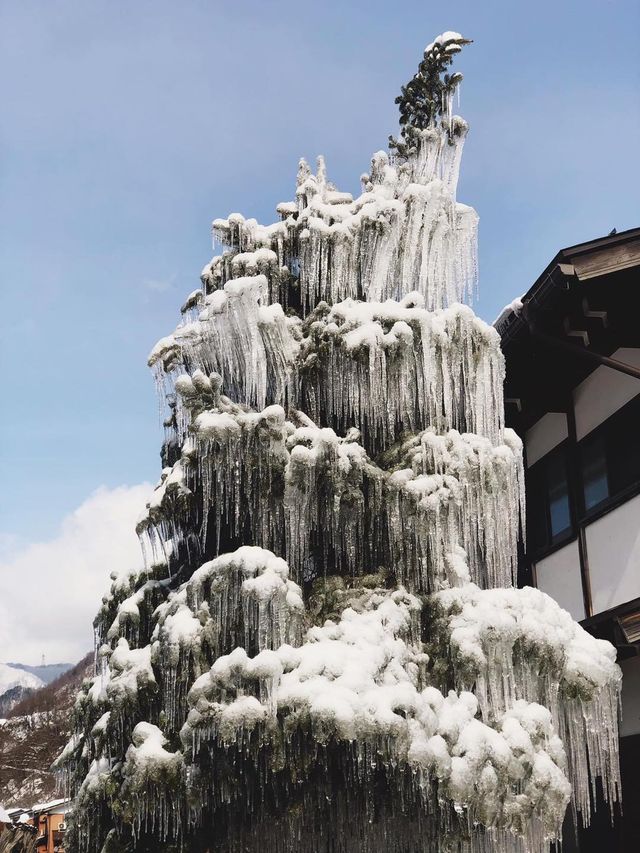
[58,33,622,853]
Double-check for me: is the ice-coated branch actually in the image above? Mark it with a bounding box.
[57,33,622,853]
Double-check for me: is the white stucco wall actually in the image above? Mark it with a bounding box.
[573,347,640,440]
[525,412,569,467]
[586,493,640,614]
[620,655,640,738]
[534,539,584,621]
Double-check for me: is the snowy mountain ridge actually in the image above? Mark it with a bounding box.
[0,663,43,696]
[5,662,73,686]
[0,653,93,808]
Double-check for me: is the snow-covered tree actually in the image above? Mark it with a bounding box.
[59,33,621,853]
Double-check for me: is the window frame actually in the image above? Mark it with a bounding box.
[526,439,577,560]
[577,392,640,525]
[526,393,640,561]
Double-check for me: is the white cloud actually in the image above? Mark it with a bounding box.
[0,532,21,561]
[0,484,151,665]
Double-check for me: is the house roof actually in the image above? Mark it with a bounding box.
[31,798,68,814]
[496,226,640,342]
[496,226,640,433]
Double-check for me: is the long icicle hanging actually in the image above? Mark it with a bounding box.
[58,32,621,853]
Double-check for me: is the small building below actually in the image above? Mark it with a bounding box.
[0,799,71,853]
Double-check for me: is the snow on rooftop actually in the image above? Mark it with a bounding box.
[493,295,524,328]
[30,798,68,813]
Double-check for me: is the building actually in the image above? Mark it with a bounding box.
[31,799,70,853]
[0,800,70,853]
[0,806,36,852]
[3,806,32,826]
[497,226,640,851]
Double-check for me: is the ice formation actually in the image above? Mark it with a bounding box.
[60,33,621,853]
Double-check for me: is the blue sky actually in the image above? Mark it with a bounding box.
[0,1,638,654]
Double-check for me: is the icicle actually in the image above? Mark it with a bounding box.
[63,33,623,853]
[298,296,505,454]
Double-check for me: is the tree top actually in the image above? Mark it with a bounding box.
[389,32,472,160]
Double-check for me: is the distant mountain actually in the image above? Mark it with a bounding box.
[0,686,36,718]
[0,664,42,699]
[5,663,73,686]
[0,652,93,807]
[0,664,43,718]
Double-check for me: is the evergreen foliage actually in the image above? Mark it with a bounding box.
[56,34,622,853]
[389,32,472,160]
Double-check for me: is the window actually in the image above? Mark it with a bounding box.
[527,443,574,555]
[548,459,572,538]
[579,394,640,514]
[581,434,608,510]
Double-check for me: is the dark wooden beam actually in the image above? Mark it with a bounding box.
[566,396,593,619]
[530,328,640,381]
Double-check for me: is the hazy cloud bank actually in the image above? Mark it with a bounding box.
[0,484,151,665]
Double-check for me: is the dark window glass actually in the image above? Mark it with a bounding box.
[527,443,573,554]
[529,469,549,552]
[579,394,640,514]
[607,400,640,495]
[547,453,572,541]
[581,434,609,510]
